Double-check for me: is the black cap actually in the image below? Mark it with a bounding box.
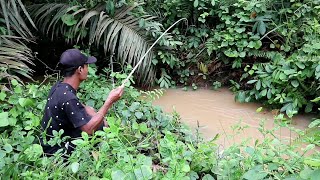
[59,49,97,70]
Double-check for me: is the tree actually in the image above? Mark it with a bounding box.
[28,2,157,85]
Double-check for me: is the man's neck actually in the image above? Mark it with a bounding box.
[63,76,80,90]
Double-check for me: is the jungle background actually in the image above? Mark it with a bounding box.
[0,0,320,179]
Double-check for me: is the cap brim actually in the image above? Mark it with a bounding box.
[86,56,97,64]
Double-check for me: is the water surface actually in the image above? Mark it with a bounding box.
[153,88,316,148]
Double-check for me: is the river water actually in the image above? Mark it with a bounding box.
[152,88,316,148]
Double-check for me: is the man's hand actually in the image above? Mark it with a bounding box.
[107,86,124,103]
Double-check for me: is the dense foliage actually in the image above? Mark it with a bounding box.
[1,0,320,115]
[0,67,320,179]
[1,1,320,178]
[0,0,37,85]
[139,0,320,116]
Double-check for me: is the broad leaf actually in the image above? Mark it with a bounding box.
[135,111,143,119]
[134,165,152,180]
[0,36,35,82]
[202,174,214,180]
[291,80,299,88]
[304,158,320,167]
[0,112,9,127]
[258,21,266,35]
[61,14,77,26]
[111,170,126,180]
[71,162,80,173]
[194,0,199,7]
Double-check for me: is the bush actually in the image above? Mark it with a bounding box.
[0,68,319,179]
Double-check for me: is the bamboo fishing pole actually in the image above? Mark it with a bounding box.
[120,18,187,88]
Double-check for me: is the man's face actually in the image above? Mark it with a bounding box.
[79,64,89,81]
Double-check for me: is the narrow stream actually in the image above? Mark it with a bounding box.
[153,88,317,148]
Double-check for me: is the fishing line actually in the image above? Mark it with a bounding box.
[110,53,115,88]
[120,18,187,87]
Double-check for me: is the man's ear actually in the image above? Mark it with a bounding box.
[77,66,82,73]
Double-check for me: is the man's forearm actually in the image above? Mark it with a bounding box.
[84,105,106,129]
[81,100,113,134]
[84,104,96,116]
[97,99,113,117]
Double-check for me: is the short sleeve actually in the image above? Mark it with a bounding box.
[64,99,91,128]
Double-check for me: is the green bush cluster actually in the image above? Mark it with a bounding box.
[234,0,320,116]
[139,0,320,115]
[237,53,320,117]
[0,68,319,179]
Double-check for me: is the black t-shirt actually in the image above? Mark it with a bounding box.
[40,81,92,154]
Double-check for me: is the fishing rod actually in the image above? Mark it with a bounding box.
[120,18,187,88]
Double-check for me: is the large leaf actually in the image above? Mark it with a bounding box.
[0,112,9,127]
[0,0,36,85]
[70,162,80,173]
[28,4,72,40]
[0,0,36,38]
[0,36,34,83]
[29,3,157,86]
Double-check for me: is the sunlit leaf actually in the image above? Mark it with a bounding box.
[139,123,148,133]
[291,80,299,88]
[193,0,199,7]
[135,111,143,119]
[4,144,12,153]
[256,107,263,113]
[71,162,80,173]
[61,14,77,26]
[111,170,126,180]
[24,144,43,161]
[308,119,320,128]
[304,158,320,167]
[0,112,9,127]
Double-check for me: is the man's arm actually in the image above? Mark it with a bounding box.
[83,104,108,128]
[83,104,96,116]
[80,86,124,135]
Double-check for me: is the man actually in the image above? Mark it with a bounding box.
[40,49,124,155]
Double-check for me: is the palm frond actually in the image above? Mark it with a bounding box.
[28,3,72,40]
[29,3,156,85]
[0,35,34,81]
[0,0,35,83]
[0,0,36,38]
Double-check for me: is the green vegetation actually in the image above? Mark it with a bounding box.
[0,68,319,179]
[140,0,320,116]
[0,0,37,84]
[1,0,320,179]
[1,0,320,115]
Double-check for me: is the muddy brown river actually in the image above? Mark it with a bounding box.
[152,88,317,148]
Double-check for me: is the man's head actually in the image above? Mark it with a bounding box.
[59,49,97,80]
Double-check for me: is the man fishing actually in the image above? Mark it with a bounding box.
[39,18,185,155]
[40,49,124,155]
